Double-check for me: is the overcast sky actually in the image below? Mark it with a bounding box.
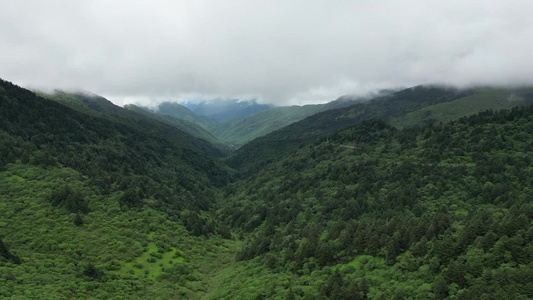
[1,0,533,106]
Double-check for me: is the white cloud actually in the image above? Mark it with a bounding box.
[1,0,533,105]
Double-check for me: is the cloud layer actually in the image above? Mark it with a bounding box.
[1,0,533,105]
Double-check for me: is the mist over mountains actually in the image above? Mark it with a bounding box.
[3,77,533,298]
[182,98,273,123]
[2,0,533,297]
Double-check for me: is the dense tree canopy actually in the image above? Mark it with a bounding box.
[2,78,533,298]
[219,107,533,298]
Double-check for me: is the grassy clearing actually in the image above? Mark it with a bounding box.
[114,241,184,280]
[390,88,522,128]
[333,255,375,272]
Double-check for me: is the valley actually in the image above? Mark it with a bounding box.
[1,79,533,299]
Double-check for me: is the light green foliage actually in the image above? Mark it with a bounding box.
[212,105,326,147]
[0,163,240,298]
[115,241,184,280]
[227,85,533,176]
[390,87,533,128]
[124,104,230,152]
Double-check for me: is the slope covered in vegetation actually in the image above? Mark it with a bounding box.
[206,93,381,147]
[389,87,533,128]
[227,85,533,177]
[184,98,272,123]
[0,79,238,298]
[124,103,230,152]
[226,86,473,175]
[2,78,533,299]
[212,105,326,147]
[216,106,533,299]
[155,102,220,132]
[38,90,228,157]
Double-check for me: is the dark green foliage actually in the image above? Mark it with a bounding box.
[119,188,142,207]
[3,77,533,298]
[221,104,533,298]
[73,213,84,226]
[82,263,103,280]
[124,103,230,152]
[1,79,231,213]
[228,86,533,177]
[38,90,228,157]
[227,85,474,176]
[48,185,90,214]
[0,239,21,264]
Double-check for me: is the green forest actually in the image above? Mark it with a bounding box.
[1,78,533,299]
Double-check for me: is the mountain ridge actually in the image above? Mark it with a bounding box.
[3,77,533,298]
[226,85,533,176]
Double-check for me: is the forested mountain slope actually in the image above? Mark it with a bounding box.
[389,87,533,128]
[0,78,233,210]
[145,96,366,148]
[155,102,220,131]
[211,105,326,147]
[227,85,533,176]
[2,77,533,299]
[38,90,228,157]
[184,99,272,123]
[0,79,236,298]
[210,93,380,147]
[215,106,533,299]
[124,103,230,152]
[227,85,472,175]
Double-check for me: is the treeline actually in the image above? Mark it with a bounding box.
[226,86,473,176]
[220,106,533,298]
[0,79,231,235]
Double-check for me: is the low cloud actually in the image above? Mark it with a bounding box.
[1,0,533,106]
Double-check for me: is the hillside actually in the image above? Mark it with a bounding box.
[212,105,324,147]
[155,102,220,131]
[390,87,533,128]
[124,104,230,152]
[1,79,234,210]
[210,94,376,147]
[38,90,228,157]
[227,85,533,176]
[215,106,533,298]
[0,79,237,298]
[2,78,533,299]
[184,98,272,123]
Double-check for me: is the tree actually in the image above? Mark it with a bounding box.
[0,238,21,264]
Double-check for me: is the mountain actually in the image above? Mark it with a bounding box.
[211,105,325,147]
[133,92,386,148]
[183,98,272,123]
[124,104,230,152]
[214,106,533,298]
[3,80,231,207]
[0,78,237,298]
[3,77,533,299]
[227,85,533,176]
[38,90,228,157]
[211,94,375,147]
[389,86,533,128]
[156,101,220,131]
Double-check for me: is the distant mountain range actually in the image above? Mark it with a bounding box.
[37,90,229,156]
[134,94,372,147]
[226,85,533,175]
[183,98,272,123]
[38,86,533,154]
